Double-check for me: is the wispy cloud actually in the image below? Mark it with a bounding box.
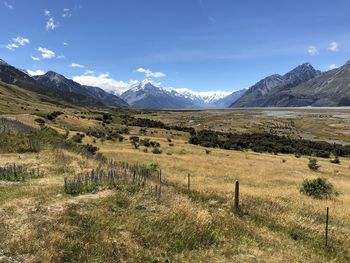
[37,47,56,59]
[4,36,30,51]
[328,42,339,52]
[84,70,95,75]
[307,45,319,56]
[63,42,68,46]
[44,10,58,30]
[27,69,45,76]
[71,63,85,68]
[62,8,72,18]
[73,73,138,94]
[136,67,166,78]
[329,64,339,70]
[31,56,40,61]
[4,1,13,9]
[46,17,58,30]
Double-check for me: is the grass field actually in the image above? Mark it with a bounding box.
[1,104,350,262]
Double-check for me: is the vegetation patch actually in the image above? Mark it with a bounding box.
[0,163,44,182]
[189,130,350,158]
[300,177,338,199]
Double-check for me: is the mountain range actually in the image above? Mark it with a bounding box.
[2,58,350,109]
[0,60,128,108]
[231,61,350,107]
[120,79,246,109]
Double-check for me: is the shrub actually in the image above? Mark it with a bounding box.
[34,118,45,127]
[140,138,160,148]
[130,136,140,149]
[308,159,320,171]
[330,156,340,164]
[72,133,84,143]
[81,144,98,156]
[152,147,162,154]
[47,111,64,121]
[300,177,338,199]
[102,113,113,123]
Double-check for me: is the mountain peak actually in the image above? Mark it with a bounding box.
[43,71,67,83]
[283,62,319,81]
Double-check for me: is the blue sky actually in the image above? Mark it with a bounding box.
[1,0,350,93]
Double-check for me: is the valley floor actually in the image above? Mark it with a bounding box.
[1,110,350,262]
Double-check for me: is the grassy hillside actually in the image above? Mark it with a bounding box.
[0,107,349,262]
[0,80,67,115]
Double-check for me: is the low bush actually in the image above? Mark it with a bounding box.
[300,177,338,199]
[140,138,160,148]
[47,111,64,121]
[152,147,162,154]
[308,159,320,171]
[330,156,340,164]
[72,133,85,143]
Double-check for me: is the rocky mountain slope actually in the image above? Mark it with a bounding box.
[232,63,321,107]
[0,60,128,108]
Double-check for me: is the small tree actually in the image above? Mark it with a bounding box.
[308,158,320,171]
[130,136,140,149]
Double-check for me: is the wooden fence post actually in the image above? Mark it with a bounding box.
[158,169,162,199]
[325,207,329,247]
[188,173,191,192]
[234,180,239,212]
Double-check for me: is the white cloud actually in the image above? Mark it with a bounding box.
[57,55,65,59]
[37,47,56,59]
[71,63,85,68]
[4,36,29,50]
[307,45,319,56]
[44,10,51,16]
[5,43,19,50]
[13,36,30,46]
[329,64,339,70]
[27,69,45,76]
[73,73,138,94]
[46,17,58,30]
[31,56,40,61]
[63,42,68,46]
[84,70,95,75]
[136,67,166,78]
[4,1,13,9]
[62,8,72,18]
[328,42,339,52]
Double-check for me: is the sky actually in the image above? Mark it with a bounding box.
[1,0,350,94]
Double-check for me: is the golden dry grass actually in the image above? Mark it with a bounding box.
[1,109,350,262]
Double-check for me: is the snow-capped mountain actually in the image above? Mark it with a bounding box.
[174,88,230,103]
[120,79,245,109]
[120,79,194,109]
